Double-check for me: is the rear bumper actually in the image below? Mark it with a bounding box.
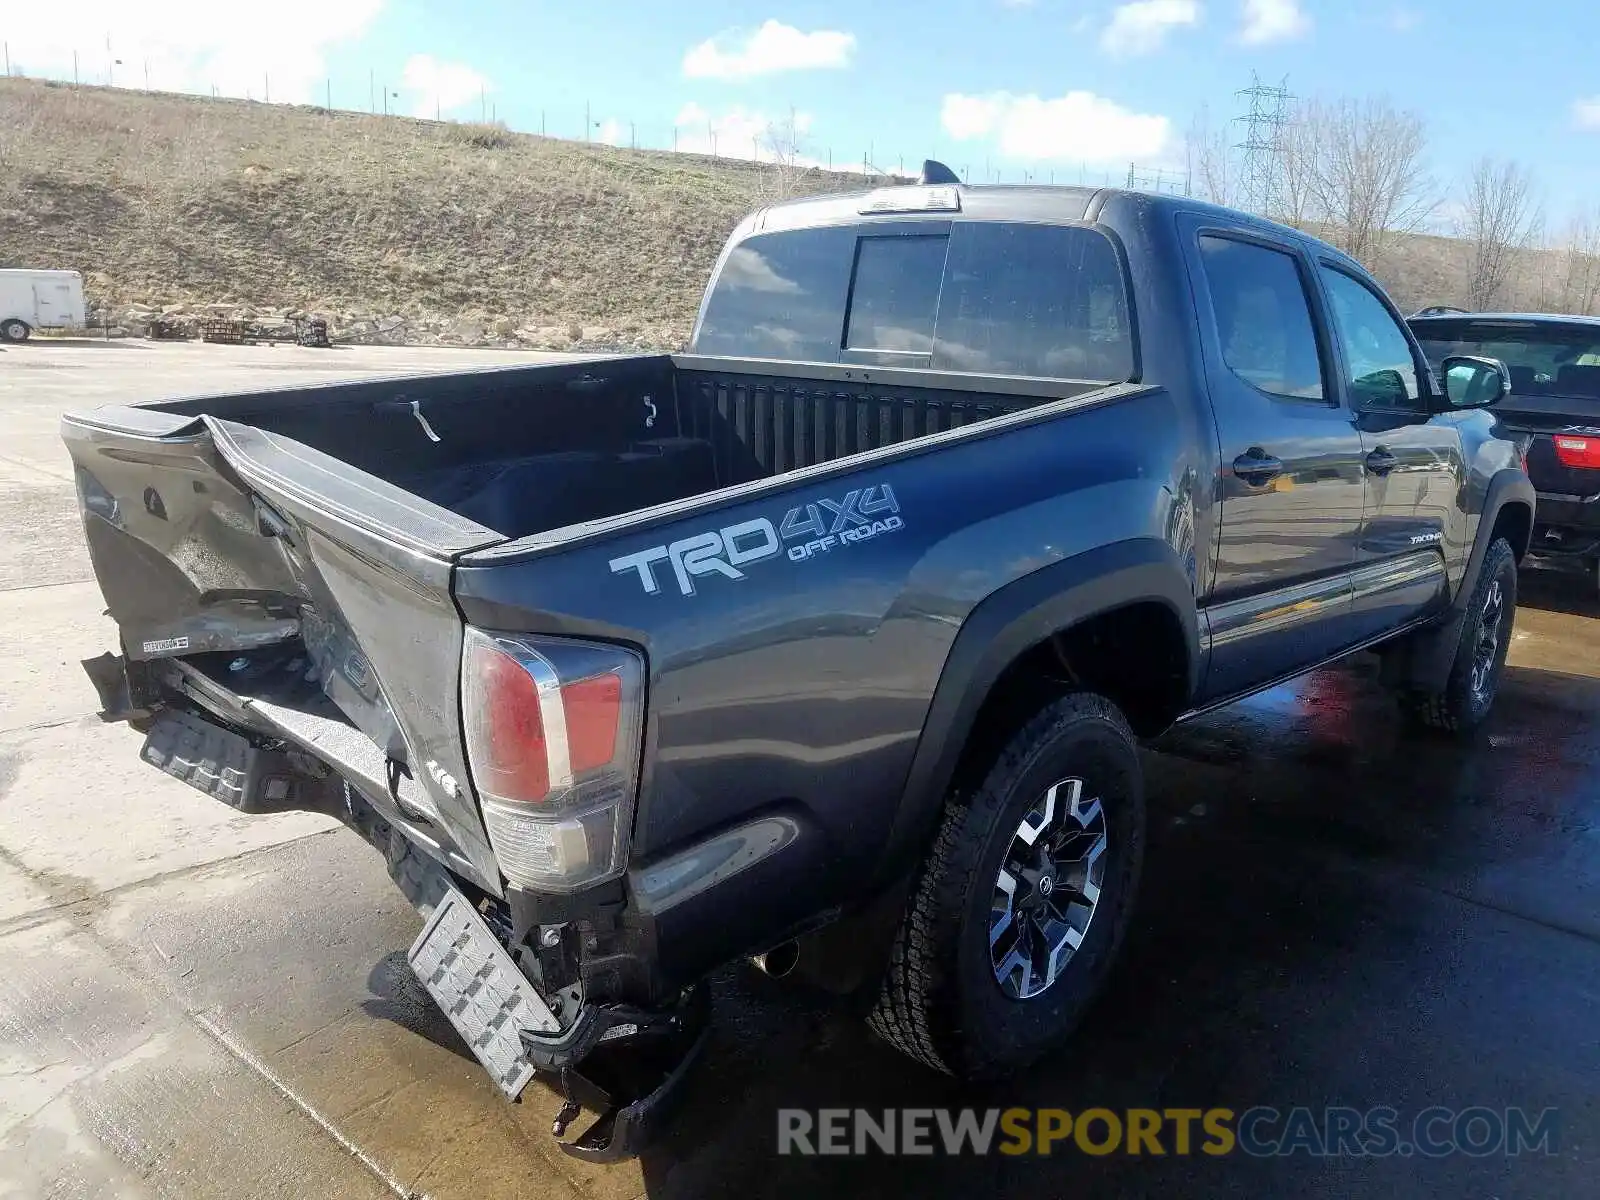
[91,653,713,1162]
[1532,489,1600,558]
[349,797,710,1161]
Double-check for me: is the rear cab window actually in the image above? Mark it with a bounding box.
[844,235,948,355]
[693,219,1134,383]
[1195,235,1326,403]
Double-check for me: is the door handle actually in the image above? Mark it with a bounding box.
[1365,448,1399,477]
[1232,450,1284,486]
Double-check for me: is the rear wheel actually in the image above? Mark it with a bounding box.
[0,319,30,343]
[1401,537,1516,734]
[868,693,1144,1079]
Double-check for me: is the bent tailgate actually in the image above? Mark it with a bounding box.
[61,404,505,887]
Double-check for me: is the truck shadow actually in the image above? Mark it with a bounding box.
[1518,562,1599,620]
[632,661,1600,1198]
[362,950,480,1065]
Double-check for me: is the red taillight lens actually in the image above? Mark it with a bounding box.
[563,673,621,773]
[460,629,645,891]
[471,640,550,802]
[1554,435,1600,469]
[464,640,623,804]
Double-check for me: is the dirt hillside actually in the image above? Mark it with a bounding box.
[0,76,870,349]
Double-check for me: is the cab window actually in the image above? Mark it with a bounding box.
[1318,266,1423,410]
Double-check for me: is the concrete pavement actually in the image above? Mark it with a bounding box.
[1,338,1597,1199]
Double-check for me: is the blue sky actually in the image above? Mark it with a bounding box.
[7,1,1600,222]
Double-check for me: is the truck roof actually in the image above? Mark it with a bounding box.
[1409,312,1600,329]
[752,183,1365,273]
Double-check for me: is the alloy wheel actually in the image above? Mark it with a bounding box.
[1469,577,1506,703]
[989,777,1109,1001]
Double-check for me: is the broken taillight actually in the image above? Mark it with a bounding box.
[461,629,644,891]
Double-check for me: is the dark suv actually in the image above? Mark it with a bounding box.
[1410,312,1600,593]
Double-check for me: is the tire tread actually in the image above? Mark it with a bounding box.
[1401,536,1516,735]
[868,692,1136,1076]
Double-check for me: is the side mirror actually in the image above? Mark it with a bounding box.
[1439,355,1510,410]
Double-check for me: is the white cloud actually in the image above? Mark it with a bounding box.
[1239,0,1310,43]
[940,90,1172,164]
[941,94,1009,141]
[672,102,911,177]
[1101,0,1201,57]
[682,20,855,80]
[674,103,815,161]
[1574,97,1600,130]
[719,247,803,293]
[595,118,626,147]
[0,0,380,102]
[1387,7,1423,31]
[401,55,489,119]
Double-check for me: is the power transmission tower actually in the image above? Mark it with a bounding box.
[1234,73,1293,217]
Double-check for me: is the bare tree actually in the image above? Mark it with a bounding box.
[1186,107,1241,208]
[754,108,810,202]
[1557,208,1600,315]
[1457,157,1540,311]
[1299,97,1436,268]
[1274,107,1320,229]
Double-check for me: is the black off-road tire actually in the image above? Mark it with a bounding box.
[0,319,30,343]
[1401,537,1517,734]
[867,693,1145,1079]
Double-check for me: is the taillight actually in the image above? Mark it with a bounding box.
[1553,435,1600,470]
[461,628,645,892]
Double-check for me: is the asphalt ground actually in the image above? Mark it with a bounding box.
[1,338,1595,1199]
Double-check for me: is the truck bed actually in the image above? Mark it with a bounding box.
[61,351,1118,892]
[102,354,1091,545]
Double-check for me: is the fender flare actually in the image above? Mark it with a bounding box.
[871,538,1200,888]
[1388,466,1535,691]
[1459,467,1536,591]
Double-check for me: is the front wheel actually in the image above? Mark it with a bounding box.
[868,693,1145,1079]
[1401,536,1517,734]
[0,319,30,343]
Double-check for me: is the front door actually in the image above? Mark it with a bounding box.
[1315,263,1459,640]
[1182,223,1367,703]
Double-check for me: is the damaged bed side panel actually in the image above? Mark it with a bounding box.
[60,405,504,892]
[65,409,306,660]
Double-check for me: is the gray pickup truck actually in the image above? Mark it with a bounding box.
[66,167,1534,1159]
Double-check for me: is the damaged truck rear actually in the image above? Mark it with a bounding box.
[65,176,1532,1160]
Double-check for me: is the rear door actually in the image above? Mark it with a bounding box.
[1180,219,1366,703]
[33,278,76,327]
[1316,263,1457,639]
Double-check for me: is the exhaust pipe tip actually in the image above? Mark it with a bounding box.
[751,940,800,979]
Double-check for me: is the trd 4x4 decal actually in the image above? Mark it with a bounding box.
[609,484,904,596]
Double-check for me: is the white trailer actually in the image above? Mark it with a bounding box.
[0,269,87,341]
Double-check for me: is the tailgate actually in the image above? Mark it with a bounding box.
[61,404,507,888]
[1495,394,1600,503]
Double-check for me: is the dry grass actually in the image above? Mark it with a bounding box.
[0,76,1587,350]
[0,77,866,347]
